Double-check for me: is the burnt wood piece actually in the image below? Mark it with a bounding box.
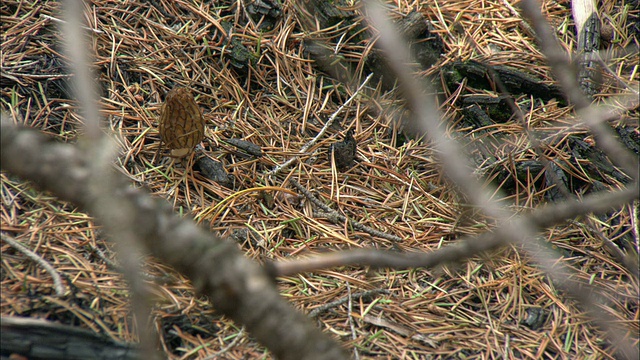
[462,104,495,130]
[477,133,632,198]
[572,0,601,98]
[521,307,548,330]
[461,95,513,124]
[443,60,567,106]
[220,21,257,76]
[575,13,601,97]
[302,40,356,86]
[297,0,367,86]
[225,138,263,157]
[365,11,445,90]
[1,316,140,360]
[616,125,639,155]
[296,0,354,30]
[544,161,570,202]
[195,155,234,188]
[246,0,282,30]
[159,311,220,356]
[297,1,444,90]
[329,129,357,171]
[567,135,632,184]
[384,11,445,70]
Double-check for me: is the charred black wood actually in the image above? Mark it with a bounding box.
[573,2,602,98]
[225,138,263,157]
[461,95,514,125]
[365,11,445,90]
[616,126,639,156]
[246,0,282,30]
[1,316,140,360]
[567,135,632,184]
[478,134,632,198]
[329,129,357,171]
[442,60,567,106]
[194,155,234,188]
[297,2,444,90]
[220,22,257,77]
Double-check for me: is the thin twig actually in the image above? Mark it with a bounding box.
[89,243,174,284]
[308,289,390,318]
[62,0,157,356]
[203,327,245,360]
[290,179,403,242]
[633,200,640,258]
[0,120,349,360]
[520,0,639,180]
[501,0,535,37]
[41,14,104,34]
[346,283,360,360]
[268,73,373,176]
[271,182,639,276]
[1,233,65,296]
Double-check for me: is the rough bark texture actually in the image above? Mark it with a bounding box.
[572,0,602,97]
[442,60,567,106]
[1,316,140,360]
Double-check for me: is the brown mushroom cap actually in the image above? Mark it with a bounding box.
[158,87,205,157]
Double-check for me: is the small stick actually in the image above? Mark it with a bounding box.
[203,327,245,360]
[290,179,403,242]
[308,289,390,318]
[346,283,360,360]
[1,233,65,296]
[268,73,373,176]
[41,14,104,34]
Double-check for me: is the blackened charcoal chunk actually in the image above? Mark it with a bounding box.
[195,156,234,188]
[329,130,357,171]
[246,0,282,30]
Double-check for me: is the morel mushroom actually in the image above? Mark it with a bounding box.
[158,87,205,158]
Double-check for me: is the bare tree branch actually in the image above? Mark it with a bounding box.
[362,2,639,358]
[520,0,639,179]
[1,0,636,358]
[268,73,373,176]
[0,117,348,360]
[270,183,638,276]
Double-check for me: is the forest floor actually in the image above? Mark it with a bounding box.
[1,0,638,359]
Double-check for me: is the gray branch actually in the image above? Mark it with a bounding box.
[0,116,347,360]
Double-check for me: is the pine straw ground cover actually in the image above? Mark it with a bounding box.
[1,0,638,359]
